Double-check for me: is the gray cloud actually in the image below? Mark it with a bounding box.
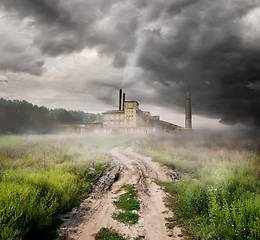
[1,0,137,56]
[135,0,260,127]
[0,0,259,128]
[0,21,44,75]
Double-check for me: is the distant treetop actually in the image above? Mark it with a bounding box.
[0,98,100,134]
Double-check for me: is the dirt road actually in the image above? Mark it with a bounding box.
[58,147,183,240]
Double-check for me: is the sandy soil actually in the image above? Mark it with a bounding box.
[58,147,184,240]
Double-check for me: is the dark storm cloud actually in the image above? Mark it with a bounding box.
[1,0,91,55]
[167,0,199,15]
[0,0,138,77]
[1,0,72,26]
[135,0,260,127]
[0,0,260,127]
[0,0,137,56]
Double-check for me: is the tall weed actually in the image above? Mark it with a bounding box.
[0,135,111,239]
[137,141,260,239]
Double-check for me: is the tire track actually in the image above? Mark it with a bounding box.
[57,147,184,240]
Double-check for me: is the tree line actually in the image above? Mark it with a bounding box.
[0,98,101,134]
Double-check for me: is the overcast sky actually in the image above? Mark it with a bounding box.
[0,0,259,129]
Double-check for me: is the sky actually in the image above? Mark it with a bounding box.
[0,0,259,130]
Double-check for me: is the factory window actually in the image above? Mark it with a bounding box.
[126,108,134,117]
[115,114,119,120]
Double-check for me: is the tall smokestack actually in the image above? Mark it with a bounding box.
[185,87,192,129]
[119,89,122,110]
[122,93,125,111]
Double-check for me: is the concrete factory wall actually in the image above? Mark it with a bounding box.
[102,111,125,128]
[102,101,142,128]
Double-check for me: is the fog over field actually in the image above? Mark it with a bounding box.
[0,0,259,130]
[0,2,259,239]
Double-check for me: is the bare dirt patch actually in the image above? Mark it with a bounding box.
[57,147,184,240]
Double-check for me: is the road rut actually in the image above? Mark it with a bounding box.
[58,147,184,240]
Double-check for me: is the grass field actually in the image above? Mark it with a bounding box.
[1,133,259,240]
[0,135,132,240]
[135,137,260,240]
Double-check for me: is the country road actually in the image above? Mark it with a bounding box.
[58,147,184,240]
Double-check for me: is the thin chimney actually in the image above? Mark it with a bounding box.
[119,89,122,110]
[185,87,192,129]
[122,93,126,111]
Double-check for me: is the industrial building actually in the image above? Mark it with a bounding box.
[86,88,192,134]
[57,88,192,134]
[58,88,193,135]
[101,89,181,133]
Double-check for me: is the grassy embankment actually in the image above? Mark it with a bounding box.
[135,140,260,240]
[0,135,132,240]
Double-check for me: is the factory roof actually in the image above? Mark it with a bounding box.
[124,100,139,104]
[103,110,124,114]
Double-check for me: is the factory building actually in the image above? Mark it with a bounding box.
[66,88,192,135]
[100,89,188,134]
[60,89,191,134]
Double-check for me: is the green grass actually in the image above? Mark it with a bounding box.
[95,227,127,240]
[131,161,139,168]
[113,184,140,211]
[112,184,140,225]
[0,135,131,240]
[137,141,260,240]
[134,236,145,240]
[0,135,25,146]
[112,211,139,225]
